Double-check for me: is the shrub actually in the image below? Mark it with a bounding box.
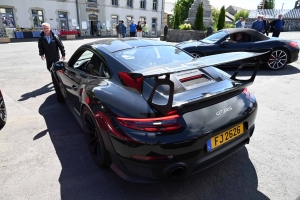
[224,23,235,28]
[179,23,192,30]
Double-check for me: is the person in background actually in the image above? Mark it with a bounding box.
[251,15,264,33]
[142,21,148,37]
[261,15,267,34]
[235,17,243,28]
[136,21,143,38]
[38,22,65,72]
[121,20,127,38]
[129,20,137,37]
[235,33,246,43]
[116,20,122,38]
[270,14,285,37]
[265,19,270,36]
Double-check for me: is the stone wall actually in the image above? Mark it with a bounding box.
[166,29,207,42]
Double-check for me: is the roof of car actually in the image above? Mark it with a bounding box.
[84,38,173,53]
[222,28,269,40]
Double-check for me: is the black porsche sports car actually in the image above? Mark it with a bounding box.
[176,28,299,70]
[51,38,266,183]
[0,89,7,130]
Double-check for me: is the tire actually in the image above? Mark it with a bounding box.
[51,74,65,102]
[0,92,7,130]
[265,49,289,70]
[81,106,111,168]
[190,52,202,58]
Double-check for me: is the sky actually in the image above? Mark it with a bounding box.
[165,0,296,10]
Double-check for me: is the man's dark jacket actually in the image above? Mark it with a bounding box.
[269,19,285,31]
[38,31,65,61]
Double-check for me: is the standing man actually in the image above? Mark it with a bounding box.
[270,14,285,37]
[121,20,127,38]
[251,15,264,33]
[235,17,243,28]
[116,20,122,38]
[261,15,267,34]
[129,20,137,37]
[38,22,65,72]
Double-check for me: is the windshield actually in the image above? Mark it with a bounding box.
[202,31,228,44]
[114,46,193,70]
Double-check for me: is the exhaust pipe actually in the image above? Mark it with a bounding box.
[167,165,187,179]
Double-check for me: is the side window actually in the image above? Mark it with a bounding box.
[73,50,93,70]
[85,54,110,78]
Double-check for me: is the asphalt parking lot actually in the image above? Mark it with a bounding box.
[0,32,300,200]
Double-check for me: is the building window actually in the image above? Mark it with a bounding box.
[32,10,44,27]
[58,11,68,30]
[127,0,133,8]
[111,15,118,35]
[140,0,146,9]
[0,8,15,28]
[112,0,118,6]
[151,18,156,35]
[87,0,97,2]
[126,16,133,25]
[153,0,157,10]
[139,17,146,22]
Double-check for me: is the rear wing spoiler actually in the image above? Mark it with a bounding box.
[119,51,271,115]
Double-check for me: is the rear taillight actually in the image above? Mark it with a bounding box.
[118,72,143,92]
[289,41,298,48]
[117,114,181,132]
[243,88,251,100]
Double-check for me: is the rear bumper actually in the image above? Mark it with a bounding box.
[289,48,299,63]
[105,113,257,183]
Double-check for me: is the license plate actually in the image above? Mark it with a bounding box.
[207,124,244,151]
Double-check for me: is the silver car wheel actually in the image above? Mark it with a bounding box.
[268,49,288,70]
[191,52,201,58]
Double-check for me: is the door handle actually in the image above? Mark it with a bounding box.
[72,85,77,91]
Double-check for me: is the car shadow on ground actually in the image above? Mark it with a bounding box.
[18,83,54,101]
[221,64,300,77]
[36,94,269,200]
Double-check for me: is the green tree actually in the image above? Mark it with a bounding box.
[173,3,181,29]
[257,0,275,9]
[234,10,250,22]
[176,0,194,23]
[194,3,205,30]
[217,6,225,30]
[211,7,220,30]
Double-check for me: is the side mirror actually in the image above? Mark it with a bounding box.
[221,40,230,46]
[53,61,65,71]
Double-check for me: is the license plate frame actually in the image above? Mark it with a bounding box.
[207,124,244,152]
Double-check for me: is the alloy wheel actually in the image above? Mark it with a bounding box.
[191,52,201,58]
[84,113,102,160]
[0,93,7,124]
[268,49,288,70]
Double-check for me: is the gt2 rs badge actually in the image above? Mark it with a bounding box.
[216,106,232,115]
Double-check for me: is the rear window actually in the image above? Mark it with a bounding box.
[114,46,193,70]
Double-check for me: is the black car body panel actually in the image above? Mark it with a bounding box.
[0,89,7,130]
[51,38,263,183]
[176,28,299,69]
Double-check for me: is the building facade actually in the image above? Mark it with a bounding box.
[0,0,164,36]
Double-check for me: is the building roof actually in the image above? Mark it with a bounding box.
[248,9,300,19]
[226,12,235,21]
[226,5,248,16]
[164,2,174,15]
